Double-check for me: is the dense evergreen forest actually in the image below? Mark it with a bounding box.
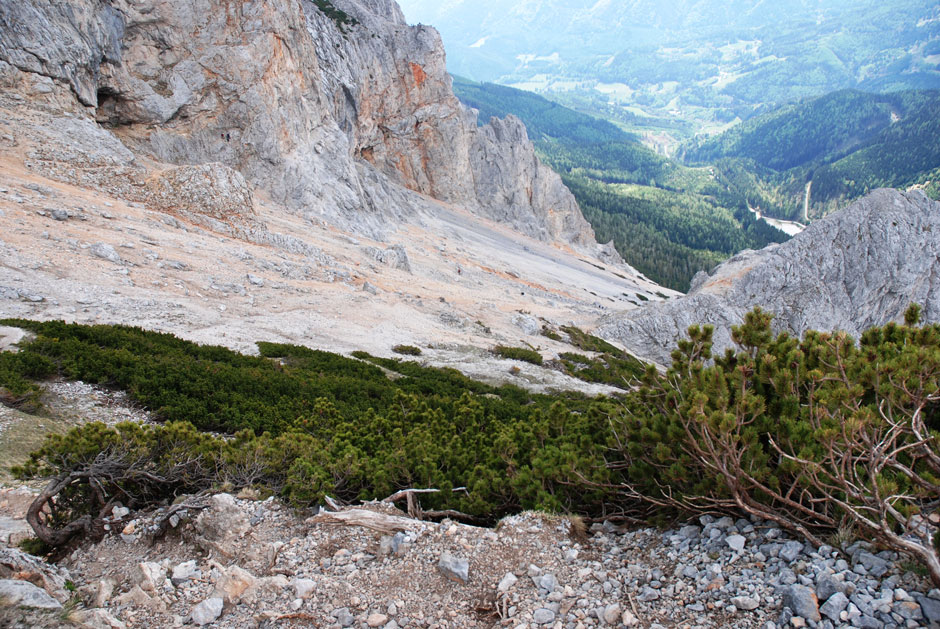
[454,79,940,287]
[684,89,940,219]
[453,76,789,291]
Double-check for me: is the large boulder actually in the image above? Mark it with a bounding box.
[148,163,264,237]
[0,579,62,609]
[782,584,821,622]
[193,494,251,558]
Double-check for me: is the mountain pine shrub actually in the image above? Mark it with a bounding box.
[612,305,940,584]
[1,320,613,546]
[5,311,940,583]
[493,345,543,365]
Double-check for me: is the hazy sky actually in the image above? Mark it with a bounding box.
[392,0,940,81]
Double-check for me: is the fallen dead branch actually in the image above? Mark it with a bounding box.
[380,487,470,520]
[149,491,213,545]
[308,508,419,533]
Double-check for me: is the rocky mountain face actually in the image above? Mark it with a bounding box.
[598,188,940,366]
[0,0,596,247]
[0,0,663,393]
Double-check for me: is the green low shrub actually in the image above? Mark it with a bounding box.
[493,345,543,365]
[9,309,940,584]
[555,327,647,387]
[2,319,613,546]
[613,305,940,584]
[312,0,359,32]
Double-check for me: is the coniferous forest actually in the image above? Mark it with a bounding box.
[453,76,789,291]
[454,78,940,290]
[684,89,940,219]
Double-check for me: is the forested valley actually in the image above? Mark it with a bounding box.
[684,89,940,220]
[455,79,940,290]
[454,76,788,291]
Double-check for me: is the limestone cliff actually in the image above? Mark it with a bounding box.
[307,0,596,245]
[0,0,598,247]
[598,189,940,365]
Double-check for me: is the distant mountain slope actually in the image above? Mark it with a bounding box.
[598,189,940,366]
[684,90,940,172]
[453,76,789,291]
[683,89,940,219]
[453,75,635,144]
[398,0,940,137]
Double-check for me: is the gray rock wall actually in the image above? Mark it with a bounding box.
[598,189,940,365]
[468,114,595,246]
[311,0,596,246]
[0,1,124,107]
[0,0,600,248]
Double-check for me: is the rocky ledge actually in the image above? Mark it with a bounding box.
[1,490,938,628]
[598,188,940,366]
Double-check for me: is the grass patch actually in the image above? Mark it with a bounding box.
[313,0,359,32]
[560,326,623,355]
[392,344,422,356]
[493,345,544,365]
[555,327,648,388]
[17,537,53,557]
[0,407,74,481]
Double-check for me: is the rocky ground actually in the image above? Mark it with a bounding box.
[0,488,939,628]
[0,92,670,395]
[0,373,155,483]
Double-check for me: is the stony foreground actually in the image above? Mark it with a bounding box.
[0,490,938,628]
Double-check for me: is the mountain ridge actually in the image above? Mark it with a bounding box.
[597,188,940,366]
[397,0,940,142]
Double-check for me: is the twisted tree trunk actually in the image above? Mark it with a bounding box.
[26,472,95,546]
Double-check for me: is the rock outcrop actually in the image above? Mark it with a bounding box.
[0,0,599,248]
[598,189,940,365]
[0,1,124,108]
[468,114,594,245]
[148,163,265,237]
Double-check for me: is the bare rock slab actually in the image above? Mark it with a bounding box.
[438,552,469,583]
[0,578,62,609]
[782,584,821,622]
[192,596,223,626]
